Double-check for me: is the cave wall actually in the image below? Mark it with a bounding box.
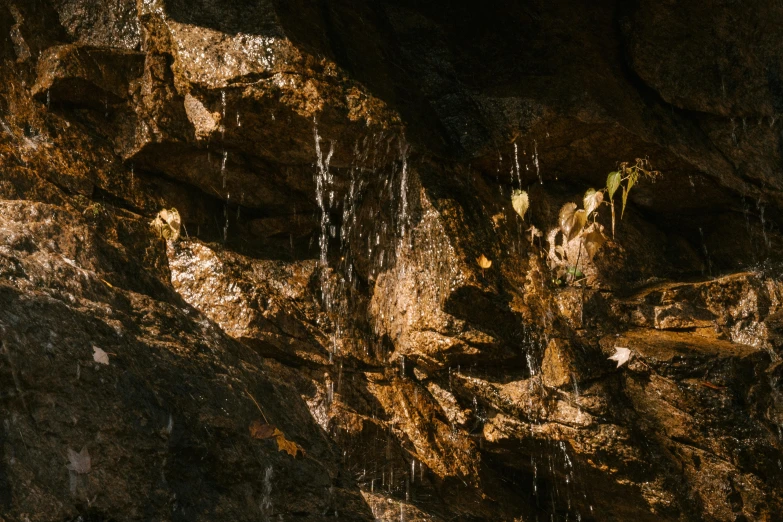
[1,1,783,521]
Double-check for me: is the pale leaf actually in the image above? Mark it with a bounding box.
[568,209,587,241]
[511,190,529,220]
[151,208,181,241]
[93,346,109,365]
[608,346,631,368]
[558,202,577,237]
[583,189,603,216]
[546,228,561,266]
[526,225,542,242]
[606,171,621,200]
[559,203,587,241]
[67,447,91,474]
[476,254,492,269]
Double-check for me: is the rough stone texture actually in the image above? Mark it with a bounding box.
[1,1,783,521]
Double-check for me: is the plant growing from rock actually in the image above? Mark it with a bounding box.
[151,208,181,241]
[606,158,660,238]
[545,191,607,283]
[511,158,659,285]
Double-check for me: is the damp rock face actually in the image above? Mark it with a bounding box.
[1,1,783,521]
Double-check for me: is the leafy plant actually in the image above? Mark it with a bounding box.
[509,158,658,286]
[83,203,105,219]
[605,158,660,238]
[546,193,607,283]
[151,208,181,241]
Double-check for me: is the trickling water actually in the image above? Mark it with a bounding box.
[223,203,229,243]
[533,139,542,184]
[399,139,410,238]
[221,150,228,188]
[313,122,338,361]
[757,199,771,249]
[314,122,335,268]
[261,465,273,517]
[699,227,712,277]
[221,90,226,119]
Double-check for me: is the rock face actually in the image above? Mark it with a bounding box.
[1,1,783,521]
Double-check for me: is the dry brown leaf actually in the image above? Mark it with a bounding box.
[559,203,587,241]
[569,210,587,241]
[558,202,577,236]
[249,420,276,439]
[249,420,305,458]
[67,447,91,474]
[92,346,109,365]
[476,254,492,269]
[583,227,607,259]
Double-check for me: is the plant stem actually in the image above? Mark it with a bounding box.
[610,200,616,239]
[572,238,584,284]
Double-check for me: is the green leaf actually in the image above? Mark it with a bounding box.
[626,169,639,193]
[566,266,584,278]
[511,189,529,220]
[621,185,629,218]
[606,171,621,200]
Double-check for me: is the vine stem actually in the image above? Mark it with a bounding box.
[244,387,270,424]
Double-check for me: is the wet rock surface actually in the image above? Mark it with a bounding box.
[1,1,783,521]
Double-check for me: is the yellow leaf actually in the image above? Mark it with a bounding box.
[274,430,305,458]
[559,203,587,240]
[476,254,492,269]
[583,226,607,259]
[249,421,305,458]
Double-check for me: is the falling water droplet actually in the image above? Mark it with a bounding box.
[533,139,542,184]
